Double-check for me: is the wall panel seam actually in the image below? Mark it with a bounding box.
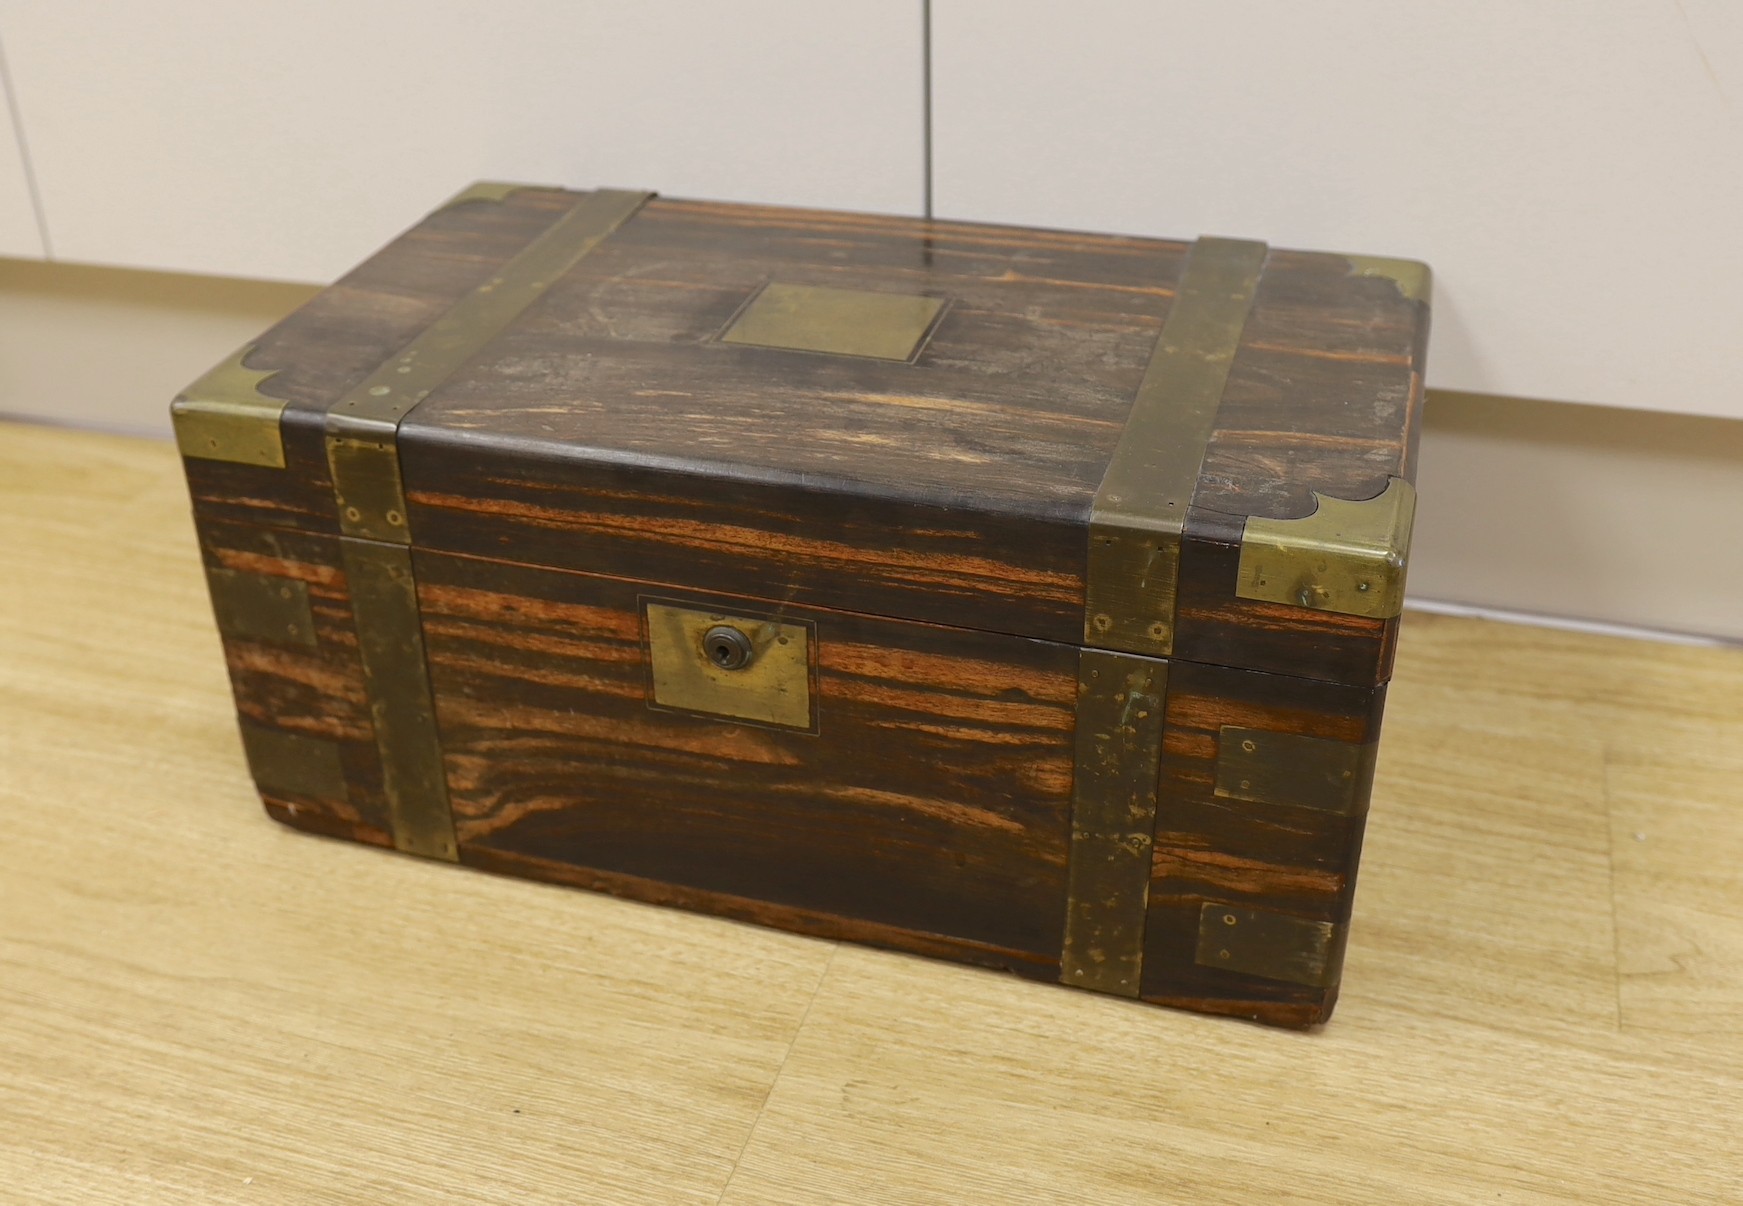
[0,30,52,257]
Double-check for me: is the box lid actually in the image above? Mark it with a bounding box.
[175,185,1429,688]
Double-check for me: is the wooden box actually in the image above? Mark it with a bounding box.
[173,185,1429,1027]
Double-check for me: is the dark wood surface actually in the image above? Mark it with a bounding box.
[181,188,576,537]
[406,200,1180,519]
[1142,660,1385,1026]
[179,188,1429,1026]
[1195,248,1426,522]
[399,200,1181,647]
[193,514,392,845]
[390,197,1426,684]
[181,189,1428,684]
[413,550,1079,979]
[1181,247,1428,684]
[202,485,1392,1021]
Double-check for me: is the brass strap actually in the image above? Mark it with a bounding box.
[1084,236,1268,658]
[326,186,653,859]
[325,187,653,542]
[1063,237,1265,996]
[341,539,457,860]
[1060,649,1168,997]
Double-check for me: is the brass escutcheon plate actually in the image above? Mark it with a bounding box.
[644,601,814,731]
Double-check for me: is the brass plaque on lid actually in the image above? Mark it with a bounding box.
[720,282,945,362]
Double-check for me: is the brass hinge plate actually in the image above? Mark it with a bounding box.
[1060,648,1168,997]
[1086,236,1268,658]
[171,344,288,468]
[1214,726,1378,816]
[645,602,815,731]
[1236,476,1416,618]
[206,567,317,648]
[1196,904,1340,988]
[239,722,348,801]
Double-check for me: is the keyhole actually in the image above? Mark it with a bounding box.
[702,625,754,671]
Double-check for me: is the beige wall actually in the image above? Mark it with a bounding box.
[4,258,1740,642]
[0,258,315,435]
[929,0,1743,422]
[0,3,922,282]
[1412,393,1743,641]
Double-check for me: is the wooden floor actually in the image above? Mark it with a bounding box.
[3,420,1741,1204]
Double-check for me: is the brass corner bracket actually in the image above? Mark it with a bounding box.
[1343,255,1432,305]
[437,180,543,212]
[1236,477,1417,619]
[170,344,288,468]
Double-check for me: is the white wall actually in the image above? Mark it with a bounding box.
[0,259,315,436]
[0,37,42,258]
[0,2,921,282]
[931,1,1743,422]
[1411,393,1743,641]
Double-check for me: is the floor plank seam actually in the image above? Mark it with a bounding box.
[1601,736,1627,1032]
[713,944,838,1205]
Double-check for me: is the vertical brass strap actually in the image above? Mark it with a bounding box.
[341,540,456,860]
[1060,649,1168,996]
[1084,236,1268,658]
[327,186,653,859]
[1065,236,1264,995]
